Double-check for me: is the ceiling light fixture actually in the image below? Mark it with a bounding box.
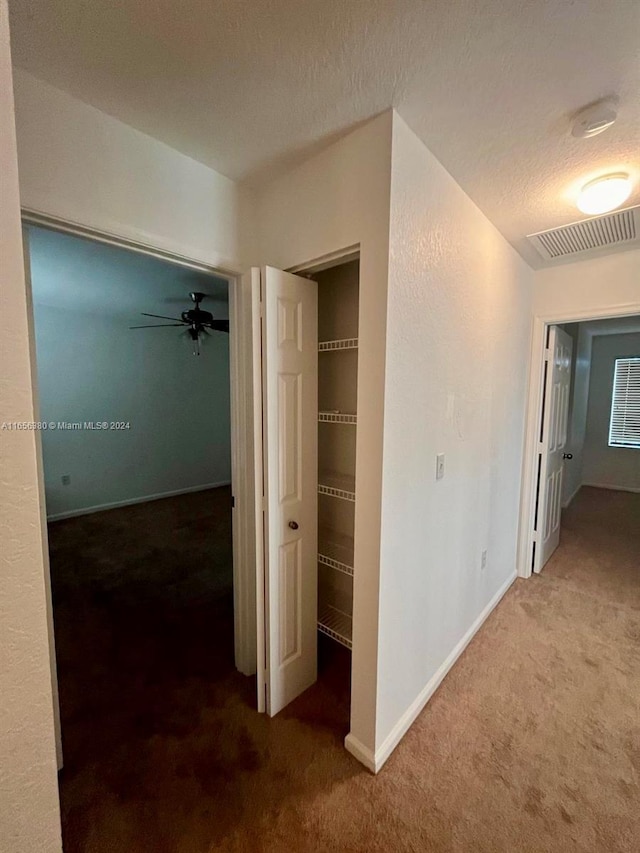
[576,173,632,216]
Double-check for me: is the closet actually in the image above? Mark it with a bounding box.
[255,257,360,718]
[315,259,359,652]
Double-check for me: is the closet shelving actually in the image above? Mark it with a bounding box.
[315,259,359,653]
[318,338,358,352]
[317,603,353,649]
[318,527,354,576]
[318,411,357,425]
[318,472,356,502]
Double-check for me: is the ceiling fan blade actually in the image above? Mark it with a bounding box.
[140,312,185,322]
[129,323,186,329]
[206,320,230,333]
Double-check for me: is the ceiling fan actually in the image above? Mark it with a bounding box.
[130,291,229,355]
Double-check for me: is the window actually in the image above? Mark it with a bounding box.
[609,357,640,448]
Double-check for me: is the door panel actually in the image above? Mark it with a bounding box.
[535,326,573,573]
[279,540,301,663]
[249,269,266,712]
[259,266,318,715]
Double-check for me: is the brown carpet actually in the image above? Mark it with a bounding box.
[51,486,639,852]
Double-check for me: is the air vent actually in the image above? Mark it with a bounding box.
[528,206,639,261]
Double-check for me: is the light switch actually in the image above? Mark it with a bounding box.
[436,453,445,480]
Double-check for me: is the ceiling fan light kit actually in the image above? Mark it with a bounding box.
[129,291,229,355]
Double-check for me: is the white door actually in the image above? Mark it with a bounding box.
[253,266,318,715]
[534,325,573,573]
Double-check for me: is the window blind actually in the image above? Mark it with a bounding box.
[609,357,640,448]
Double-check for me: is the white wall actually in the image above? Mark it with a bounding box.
[257,111,393,759]
[33,305,231,518]
[533,250,640,507]
[29,228,231,519]
[257,110,545,770]
[583,332,640,492]
[0,3,62,849]
[12,69,254,270]
[518,249,640,575]
[373,114,533,762]
[533,249,640,319]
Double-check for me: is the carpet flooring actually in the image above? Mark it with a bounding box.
[50,486,639,852]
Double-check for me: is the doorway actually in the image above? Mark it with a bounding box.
[252,254,361,741]
[519,311,640,579]
[22,219,259,843]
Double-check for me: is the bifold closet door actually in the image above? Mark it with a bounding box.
[253,266,318,716]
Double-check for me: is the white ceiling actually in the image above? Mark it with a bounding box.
[28,226,229,320]
[9,0,640,267]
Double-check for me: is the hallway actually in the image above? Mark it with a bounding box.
[54,487,639,852]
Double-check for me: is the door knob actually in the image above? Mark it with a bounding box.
[288,520,299,530]
[563,453,573,460]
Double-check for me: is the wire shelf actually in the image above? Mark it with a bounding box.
[318,472,356,502]
[318,528,354,576]
[318,604,352,649]
[318,411,357,425]
[318,338,358,352]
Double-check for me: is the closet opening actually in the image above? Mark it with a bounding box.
[310,256,360,729]
[255,250,362,743]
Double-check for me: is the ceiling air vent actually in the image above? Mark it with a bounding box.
[528,206,639,261]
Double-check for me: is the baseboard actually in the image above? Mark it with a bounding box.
[370,570,517,774]
[562,482,582,508]
[582,482,640,495]
[47,480,231,521]
[344,733,376,773]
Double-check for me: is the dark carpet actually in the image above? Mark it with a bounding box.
[50,486,639,852]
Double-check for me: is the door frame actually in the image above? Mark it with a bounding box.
[20,210,258,686]
[517,301,640,579]
[253,245,360,718]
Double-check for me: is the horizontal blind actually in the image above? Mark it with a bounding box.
[609,357,640,448]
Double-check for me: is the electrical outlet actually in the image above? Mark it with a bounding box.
[61,474,71,486]
[436,453,445,480]
[481,549,487,571]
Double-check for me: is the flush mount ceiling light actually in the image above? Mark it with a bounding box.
[576,173,633,216]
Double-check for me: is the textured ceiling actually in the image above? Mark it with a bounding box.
[9,0,640,267]
[28,227,229,319]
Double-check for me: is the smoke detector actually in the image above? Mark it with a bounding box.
[571,100,617,139]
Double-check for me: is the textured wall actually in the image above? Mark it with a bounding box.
[0,2,62,849]
[257,112,393,757]
[533,250,640,319]
[583,332,640,491]
[376,114,533,754]
[12,69,254,271]
[33,305,231,518]
[28,225,232,519]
